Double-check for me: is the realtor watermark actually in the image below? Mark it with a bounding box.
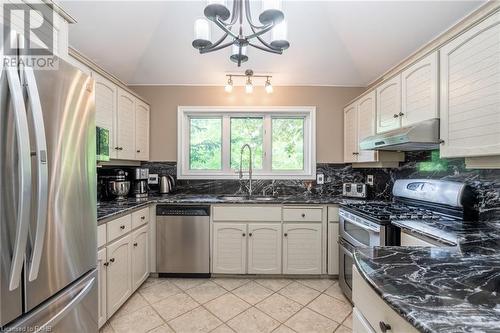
[2,3,58,70]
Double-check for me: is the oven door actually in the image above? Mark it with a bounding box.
[339,213,381,248]
[338,237,354,303]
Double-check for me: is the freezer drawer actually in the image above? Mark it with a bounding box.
[6,270,98,333]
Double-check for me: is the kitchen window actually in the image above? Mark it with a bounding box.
[178,106,316,179]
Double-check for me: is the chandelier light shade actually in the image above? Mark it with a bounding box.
[192,0,290,66]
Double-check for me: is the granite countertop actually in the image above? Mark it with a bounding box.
[97,193,348,222]
[354,220,500,333]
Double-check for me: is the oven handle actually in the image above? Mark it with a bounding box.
[341,215,379,233]
[338,238,354,258]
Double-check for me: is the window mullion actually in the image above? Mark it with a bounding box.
[263,115,272,174]
[222,115,231,175]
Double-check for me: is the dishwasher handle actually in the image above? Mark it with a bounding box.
[156,205,210,216]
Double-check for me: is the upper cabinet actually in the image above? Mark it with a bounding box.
[95,73,118,159]
[135,101,150,161]
[343,103,358,163]
[376,75,401,133]
[116,89,137,160]
[401,52,439,127]
[440,11,500,158]
[356,91,378,163]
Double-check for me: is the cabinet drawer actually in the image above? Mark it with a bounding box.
[353,266,418,333]
[283,208,322,222]
[107,214,132,243]
[213,206,281,222]
[132,207,149,229]
[98,224,107,248]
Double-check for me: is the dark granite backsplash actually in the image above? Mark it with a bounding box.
[100,151,499,220]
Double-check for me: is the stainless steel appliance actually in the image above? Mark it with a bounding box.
[157,205,210,277]
[1,38,97,330]
[132,168,149,199]
[107,170,130,201]
[338,179,475,302]
[160,175,175,194]
[342,183,367,198]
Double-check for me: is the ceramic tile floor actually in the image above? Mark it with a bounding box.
[100,277,353,333]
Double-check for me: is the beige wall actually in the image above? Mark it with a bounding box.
[129,85,364,163]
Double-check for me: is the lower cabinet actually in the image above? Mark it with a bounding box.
[283,223,322,274]
[248,224,282,274]
[132,225,149,290]
[97,248,107,328]
[106,235,133,317]
[212,222,282,274]
[212,223,247,274]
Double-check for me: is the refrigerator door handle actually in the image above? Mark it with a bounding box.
[6,67,32,291]
[23,66,49,282]
[40,276,96,331]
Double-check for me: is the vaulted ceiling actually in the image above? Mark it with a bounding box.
[62,0,485,86]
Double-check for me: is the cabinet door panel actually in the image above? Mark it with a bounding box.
[116,89,136,160]
[401,52,438,127]
[132,225,149,291]
[344,103,358,163]
[327,222,339,275]
[283,223,322,274]
[106,235,132,317]
[376,76,401,133]
[440,12,500,158]
[356,91,378,162]
[97,248,107,329]
[212,223,247,274]
[135,100,150,161]
[248,224,281,274]
[94,73,118,159]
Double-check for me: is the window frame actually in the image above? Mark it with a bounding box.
[177,106,316,180]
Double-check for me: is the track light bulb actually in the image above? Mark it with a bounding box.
[265,78,273,94]
[225,76,233,93]
[245,77,253,94]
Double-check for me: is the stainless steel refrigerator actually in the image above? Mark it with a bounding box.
[1,34,97,332]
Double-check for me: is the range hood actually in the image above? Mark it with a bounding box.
[360,118,440,151]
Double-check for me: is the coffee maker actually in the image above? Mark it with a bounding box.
[132,168,149,199]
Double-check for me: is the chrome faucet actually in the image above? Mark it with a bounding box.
[239,144,253,197]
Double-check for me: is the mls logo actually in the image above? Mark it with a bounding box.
[3,3,54,56]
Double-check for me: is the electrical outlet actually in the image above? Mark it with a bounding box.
[316,173,325,185]
[148,174,159,185]
[367,175,374,186]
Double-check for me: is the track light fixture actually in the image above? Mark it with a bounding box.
[224,69,273,94]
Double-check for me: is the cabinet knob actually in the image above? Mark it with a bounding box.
[393,114,399,118]
[141,216,146,220]
[379,321,392,333]
[352,152,359,155]
[120,225,125,230]
[103,262,109,267]
[284,233,288,237]
[301,213,306,218]
[133,242,138,247]
[248,233,252,237]
[114,146,120,150]
[398,112,404,116]
[109,258,115,263]
[242,233,246,237]
[137,150,141,153]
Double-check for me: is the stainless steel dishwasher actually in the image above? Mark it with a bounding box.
[156,205,210,277]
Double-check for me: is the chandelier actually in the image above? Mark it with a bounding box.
[192,0,290,66]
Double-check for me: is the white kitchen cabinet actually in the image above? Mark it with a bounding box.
[440,11,500,158]
[376,75,401,133]
[116,88,136,160]
[131,225,149,291]
[212,223,247,274]
[97,248,107,329]
[135,100,150,161]
[356,91,378,162]
[327,221,339,275]
[283,223,322,274]
[344,103,358,163]
[401,52,439,127]
[106,234,132,318]
[247,224,282,274]
[94,73,118,159]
